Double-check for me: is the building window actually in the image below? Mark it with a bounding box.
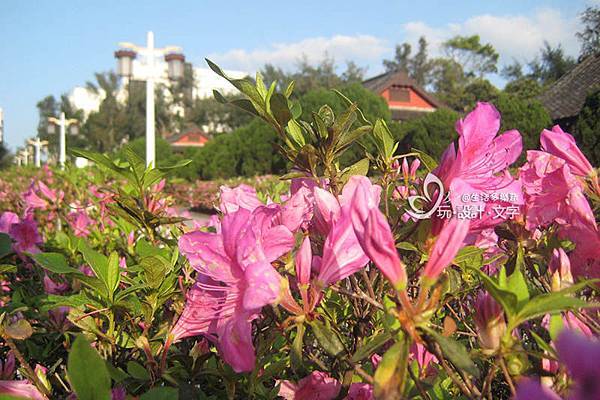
[389,87,410,102]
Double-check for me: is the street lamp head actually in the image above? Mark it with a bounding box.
[165,53,185,80]
[47,123,56,134]
[69,124,79,136]
[115,49,137,77]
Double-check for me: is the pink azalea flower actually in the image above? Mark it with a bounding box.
[558,222,600,279]
[421,218,469,284]
[347,177,407,290]
[279,186,313,232]
[316,213,369,288]
[555,329,600,400]
[22,183,47,212]
[9,214,42,254]
[410,342,437,377]
[345,383,374,400]
[549,248,574,292]
[434,102,523,232]
[173,206,294,372]
[278,371,341,400]
[219,184,263,214]
[67,210,94,238]
[515,379,561,400]
[0,352,15,380]
[473,291,506,352]
[520,151,595,231]
[541,125,594,177]
[0,212,19,234]
[43,275,69,295]
[37,181,62,204]
[0,380,48,400]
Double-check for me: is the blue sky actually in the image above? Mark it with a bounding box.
[0,0,595,150]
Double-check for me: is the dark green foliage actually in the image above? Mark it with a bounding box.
[575,88,600,165]
[117,137,186,170]
[503,78,543,99]
[192,119,286,179]
[299,83,391,123]
[396,108,459,159]
[494,93,552,153]
[0,143,12,169]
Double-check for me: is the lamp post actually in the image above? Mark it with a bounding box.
[115,31,185,168]
[48,112,78,169]
[28,137,49,168]
[19,147,30,166]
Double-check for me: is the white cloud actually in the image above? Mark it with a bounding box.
[402,8,579,65]
[206,8,580,77]
[207,35,390,73]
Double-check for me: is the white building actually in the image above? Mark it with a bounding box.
[68,61,248,122]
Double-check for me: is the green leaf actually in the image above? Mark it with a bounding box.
[351,331,392,363]
[426,330,479,378]
[373,337,410,399]
[310,319,345,357]
[467,266,518,318]
[270,93,292,127]
[4,319,32,340]
[373,119,395,159]
[339,158,370,184]
[286,119,305,148]
[284,81,295,98]
[107,252,121,296]
[140,255,170,289]
[32,252,79,274]
[333,89,371,126]
[127,360,150,381]
[205,59,264,109]
[511,286,599,329]
[453,246,484,266]
[529,330,556,357]
[0,233,12,259]
[78,241,109,290]
[507,249,529,310]
[70,148,129,175]
[229,98,260,116]
[0,265,16,274]
[411,148,438,171]
[140,387,178,400]
[157,158,192,172]
[68,336,111,400]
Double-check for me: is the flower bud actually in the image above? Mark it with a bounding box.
[473,292,506,352]
[549,248,573,292]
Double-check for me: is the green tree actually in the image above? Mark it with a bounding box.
[494,92,552,153]
[383,36,432,86]
[528,42,576,85]
[443,35,499,78]
[261,57,367,95]
[82,72,126,152]
[396,108,459,159]
[0,142,11,169]
[503,78,543,99]
[577,6,600,57]
[575,88,600,165]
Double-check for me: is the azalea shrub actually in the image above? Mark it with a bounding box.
[0,60,599,400]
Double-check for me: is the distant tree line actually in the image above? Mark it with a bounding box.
[26,6,600,176]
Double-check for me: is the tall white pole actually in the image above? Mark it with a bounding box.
[146,31,156,168]
[59,112,66,169]
[21,149,30,166]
